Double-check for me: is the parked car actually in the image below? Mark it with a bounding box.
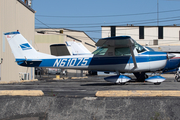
[46,68,61,74]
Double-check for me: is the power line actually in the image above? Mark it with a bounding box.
[35,18,54,29]
[35,18,180,40]
[35,8,180,18]
[35,25,180,40]
[35,18,99,41]
[35,15,180,28]
[35,17,180,29]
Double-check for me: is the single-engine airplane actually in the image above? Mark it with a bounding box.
[4,31,174,85]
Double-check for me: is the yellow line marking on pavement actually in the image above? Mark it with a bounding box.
[0,79,38,84]
[0,90,44,96]
[95,90,180,97]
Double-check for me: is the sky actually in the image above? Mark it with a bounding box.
[32,0,180,42]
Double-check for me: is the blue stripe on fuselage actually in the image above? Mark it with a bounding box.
[15,51,167,67]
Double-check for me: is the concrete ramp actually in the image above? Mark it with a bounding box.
[96,90,180,97]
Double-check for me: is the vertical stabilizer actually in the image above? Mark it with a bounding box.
[4,31,38,61]
[66,41,91,55]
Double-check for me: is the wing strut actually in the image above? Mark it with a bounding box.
[129,40,137,68]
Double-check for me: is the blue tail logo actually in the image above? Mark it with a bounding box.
[20,43,32,50]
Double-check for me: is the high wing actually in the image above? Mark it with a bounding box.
[96,36,134,47]
[96,36,137,68]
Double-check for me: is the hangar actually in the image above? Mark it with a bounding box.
[0,0,35,82]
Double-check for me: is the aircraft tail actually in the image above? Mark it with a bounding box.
[4,31,39,62]
[66,41,91,55]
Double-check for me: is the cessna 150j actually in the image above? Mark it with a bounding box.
[4,31,174,85]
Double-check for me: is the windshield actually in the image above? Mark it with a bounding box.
[93,41,147,56]
[92,47,108,55]
[134,42,146,53]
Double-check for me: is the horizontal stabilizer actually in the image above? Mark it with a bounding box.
[16,59,42,62]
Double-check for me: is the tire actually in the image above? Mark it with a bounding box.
[116,82,126,85]
[175,74,180,82]
[154,82,161,85]
[177,77,180,82]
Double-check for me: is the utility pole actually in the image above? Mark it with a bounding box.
[157,0,159,26]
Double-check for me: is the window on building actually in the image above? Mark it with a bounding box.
[158,26,163,39]
[139,26,144,39]
[111,26,116,37]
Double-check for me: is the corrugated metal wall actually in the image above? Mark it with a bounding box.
[0,0,35,82]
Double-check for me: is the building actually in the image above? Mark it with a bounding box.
[102,26,180,49]
[35,28,96,54]
[35,28,97,77]
[0,0,35,82]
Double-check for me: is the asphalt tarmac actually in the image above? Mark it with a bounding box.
[1,74,180,120]
[0,74,179,97]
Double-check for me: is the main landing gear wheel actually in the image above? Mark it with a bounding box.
[120,83,126,85]
[116,82,126,85]
[175,73,180,82]
[154,82,161,85]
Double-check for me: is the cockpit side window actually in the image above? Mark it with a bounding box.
[115,47,131,56]
[92,47,108,55]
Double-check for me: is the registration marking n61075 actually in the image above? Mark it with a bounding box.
[53,58,89,67]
